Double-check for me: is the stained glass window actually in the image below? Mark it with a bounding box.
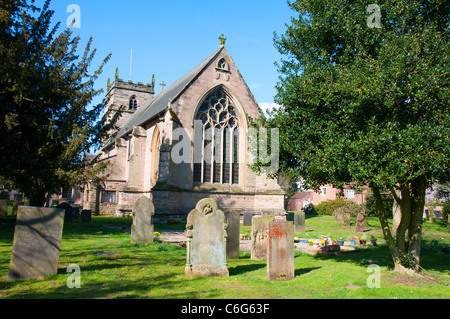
[194,89,239,184]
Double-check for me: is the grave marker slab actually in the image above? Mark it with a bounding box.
[251,215,275,260]
[185,198,229,277]
[355,212,366,233]
[294,210,306,233]
[57,202,73,221]
[0,199,8,216]
[243,212,253,226]
[225,212,240,259]
[81,210,92,222]
[267,221,294,281]
[8,206,65,280]
[131,196,155,243]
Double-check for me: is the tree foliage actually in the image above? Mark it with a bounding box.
[270,0,450,273]
[0,0,117,206]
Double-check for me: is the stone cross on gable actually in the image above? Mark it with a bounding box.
[219,34,227,46]
[159,81,166,92]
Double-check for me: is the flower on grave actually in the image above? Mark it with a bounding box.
[154,232,161,238]
[179,241,186,248]
[308,239,314,246]
[319,240,326,246]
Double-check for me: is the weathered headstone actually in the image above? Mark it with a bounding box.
[251,215,276,260]
[341,212,351,227]
[185,198,229,277]
[355,211,366,233]
[12,201,24,216]
[131,196,155,244]
[225,212,240,259]
[0,199,8,216]
[267,221,295,281]
[243,212,253,226]
[81,210,92,222]
[57,202,73,221]
[294,210,306,233]
[8,206,65,280]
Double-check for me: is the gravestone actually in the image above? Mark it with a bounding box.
[0,199,8,216]
[8,206,65,280]
[243,212,253,226]
[355,211,366,233]
[267,221,294,281]
[57,202,73,221]
[131,196,155,244]
[81,210,92,222]
[251,215,276,260]
[71,206,80,220]
[12,201,24,216]
[225,212,240,259]
[342,212,351,227]
[294,210,306,233]
[185,198,229,277]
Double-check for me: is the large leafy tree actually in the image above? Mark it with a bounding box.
[270,0,449,274]
[0,0,117,206]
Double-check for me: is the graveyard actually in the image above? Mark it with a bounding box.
[0,205,449,299]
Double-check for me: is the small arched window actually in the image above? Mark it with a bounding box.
[129,96,138,110]
[193,89,240,185]
[217,58,229,71]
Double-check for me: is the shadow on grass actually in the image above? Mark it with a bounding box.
[310,242,450,274]
[295,267,321,277]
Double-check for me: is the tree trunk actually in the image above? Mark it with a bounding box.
[372,186,405,271]
[391,187,401,235]
[407,175,427,273]
[373,179,427,276]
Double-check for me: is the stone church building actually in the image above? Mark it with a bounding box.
[84,37,285,221]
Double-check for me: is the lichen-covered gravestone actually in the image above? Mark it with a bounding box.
[131,196,155,244]
[355,211,366,233]
[8,206,65,280]
[185,198,229,277]
[267,221,295,281]
[251,215,276,260]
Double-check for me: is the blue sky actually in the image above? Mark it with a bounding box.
[41,0,294,111]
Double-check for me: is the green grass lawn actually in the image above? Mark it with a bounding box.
[0,214,448,299]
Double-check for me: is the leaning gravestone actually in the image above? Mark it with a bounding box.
[0,199,8,216]
[267,221,295,281]
[8,206,65,280]
[185,198,229,277]
[355,211,366,233]
[225,212,240,259]
[243,212,253,226]
[131,196,155,244]
[294,210,306,233]
[251,215,276,260]
[71,206,80,220]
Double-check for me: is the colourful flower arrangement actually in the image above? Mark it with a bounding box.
[308,239,314,246]
[240,232,251,240]
[179,241,186,248]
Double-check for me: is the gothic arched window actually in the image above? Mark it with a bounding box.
[129,96,138,110]
[193,89,240,185]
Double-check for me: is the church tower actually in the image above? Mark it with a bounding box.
[105,68,156,129]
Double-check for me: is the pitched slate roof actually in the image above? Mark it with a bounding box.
[103,46,224,150]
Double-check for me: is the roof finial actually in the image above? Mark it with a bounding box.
[219,34,227,47]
